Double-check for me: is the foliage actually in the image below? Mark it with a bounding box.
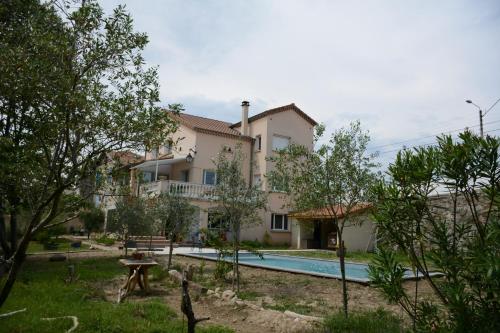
[149,192,198,270]
[212,145,268,290]
[1,257,233,333]
[322,308,407,333]
[106,197,152,242]
[267,121,379,317]
[0,0,179,306]
[201,228,233,280]
[369,131,500,332]
[79,208,104,238]
[94,235,116,246]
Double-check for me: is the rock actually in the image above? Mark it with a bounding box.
[221,289,235,300]
[235,300,246,307]
[207,289,215,295]
[49,254,66,262]
[262,296,275,306]
[284,310,322,322]
[214,287,221,293]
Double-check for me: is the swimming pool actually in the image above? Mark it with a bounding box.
[181,252,438,284]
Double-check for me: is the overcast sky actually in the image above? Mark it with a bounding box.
[102,0,500,167]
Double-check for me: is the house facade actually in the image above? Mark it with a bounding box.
[103,102,317,245]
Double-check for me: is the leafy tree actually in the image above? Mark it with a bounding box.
[107,197,152,255]
[267,121,379,317]
[79,207,104,239]
[213,145,267,291]
[369,131,500,332]
[0,0,178,306]
[149,192,198,270]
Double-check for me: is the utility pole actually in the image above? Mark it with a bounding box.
[466,98,500,138]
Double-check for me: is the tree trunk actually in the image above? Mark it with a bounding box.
[0,201,11,258]
[167,233,174,271]
[338,238,348,318]
[181,272,209,333]
[235,222,241,293]
[0,228,31,308]
[9,209,17,253]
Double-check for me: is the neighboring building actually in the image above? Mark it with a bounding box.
[103,102,318,245]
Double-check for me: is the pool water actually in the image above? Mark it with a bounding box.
[183,252,433,284]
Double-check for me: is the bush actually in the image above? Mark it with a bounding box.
[95,235,115,246]
[241,239,262,249]
[322,309,407,333]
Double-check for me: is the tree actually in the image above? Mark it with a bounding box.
[107,197,152,255]
[212,145,267,292]
[150,192,198,271]
[0,0,178,307]
[79,207,104,239]
[369,131,500,332]
[267,121,379,317]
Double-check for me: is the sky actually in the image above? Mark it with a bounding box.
[101,0,500,168]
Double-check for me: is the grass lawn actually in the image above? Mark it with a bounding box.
[1,257,233,333]
[27,238,91,254]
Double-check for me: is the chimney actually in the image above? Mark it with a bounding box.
[241,100,249,136]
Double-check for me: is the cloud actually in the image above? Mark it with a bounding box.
[101,0,500,168]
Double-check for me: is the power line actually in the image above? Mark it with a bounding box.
[369,119,500,152]
[377,127,500,156]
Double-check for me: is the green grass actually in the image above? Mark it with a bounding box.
[1,257,233,333]
[27,238,91,253]
[323,308,408,333]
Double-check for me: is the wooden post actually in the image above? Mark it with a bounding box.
[181,271,209,333]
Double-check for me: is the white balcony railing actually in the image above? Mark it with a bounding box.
[139,180,216,200]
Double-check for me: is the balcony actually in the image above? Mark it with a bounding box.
[139,180,216,200]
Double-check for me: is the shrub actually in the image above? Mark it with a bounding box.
[322,309,407,333]
[95,235,115,246]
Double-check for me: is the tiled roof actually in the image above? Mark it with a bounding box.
[231,103,318,128]
[169,112,253,141]
[107,151,144,166]
[289,204,372,220]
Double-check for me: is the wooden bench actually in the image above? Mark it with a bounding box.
[122,236,170,251]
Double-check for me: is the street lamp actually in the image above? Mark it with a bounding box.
[466,98,500,137]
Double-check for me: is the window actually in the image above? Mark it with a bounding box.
[208,211,229,231]
[255,135,262,151]
[203,170,217,185]
[181,170,189,182]
[151,147,159,159]
[271,214,289,231]
[163,141,173,154]
[143,172,152,183]
[253,174,262,188]
[272,135,290,151]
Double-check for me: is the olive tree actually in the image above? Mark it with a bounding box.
[213,145,267,292]
[369,131,500,332]
[267,121,379,317]
[149,192,198,271]
[79,207,104,239]
[0,0,178,307]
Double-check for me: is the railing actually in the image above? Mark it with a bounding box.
[139,180,216,200]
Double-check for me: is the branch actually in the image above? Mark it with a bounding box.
[42,214,79,230]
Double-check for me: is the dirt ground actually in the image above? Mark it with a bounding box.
[101,254,438,333]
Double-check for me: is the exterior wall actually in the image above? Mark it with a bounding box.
[342,216,376,252]
[192,132,252,185]
[232,109,315,245]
